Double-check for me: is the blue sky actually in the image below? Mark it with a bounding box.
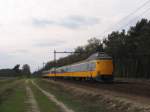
[0,0,150,71]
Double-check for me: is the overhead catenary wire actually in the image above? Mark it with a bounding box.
[98,0,150,37]
[116,7,150,31]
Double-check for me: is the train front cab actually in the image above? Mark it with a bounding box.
[95,55,114,82]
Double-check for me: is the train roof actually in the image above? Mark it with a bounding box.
[86,52,112,61]
[61,52,112,67]
[48,52,112,71]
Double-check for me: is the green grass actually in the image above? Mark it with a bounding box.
[0,79,16,87]
[35,79,109,112]
[0,79,19,104]
[0,80,27,112]
[29,80,63,112]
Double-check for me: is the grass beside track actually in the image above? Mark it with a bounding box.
[0,79,27,112]
[0,78,16,87]
[0,79,19,104]
[35,79,109,112]
[29,80,63,112]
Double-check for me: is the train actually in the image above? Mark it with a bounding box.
[43,52,114,81]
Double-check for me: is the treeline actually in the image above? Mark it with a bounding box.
[36,18,150,78]
[104,18,150,78]
[0,64,31,77]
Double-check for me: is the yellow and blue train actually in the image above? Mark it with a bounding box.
[43,52,114,81]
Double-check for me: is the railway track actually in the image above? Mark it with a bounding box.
[43,78,150,112]
[47,78,150,101]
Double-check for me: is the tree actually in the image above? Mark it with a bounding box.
[85,38,101,54]
[12,64,20,73]
[103,18,150,78]
[22,64,31,77]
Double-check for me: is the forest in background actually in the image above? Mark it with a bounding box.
[0,64,31,77]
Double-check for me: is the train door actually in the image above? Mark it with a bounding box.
[88,62,93,80]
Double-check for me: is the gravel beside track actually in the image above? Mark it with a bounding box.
[42,80,150,112]
[55,79,150,100]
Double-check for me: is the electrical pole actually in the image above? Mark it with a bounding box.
[54,50,56,81]
[43,62,45,68]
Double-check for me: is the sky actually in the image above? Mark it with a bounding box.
[0,0,150,71]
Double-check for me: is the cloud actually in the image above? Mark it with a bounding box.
[0,52,13,60]
[12,49,30,54]
[60,16,99,29]
[32,18,55,27]
[32,15,99,29]
[34,40,66,47]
